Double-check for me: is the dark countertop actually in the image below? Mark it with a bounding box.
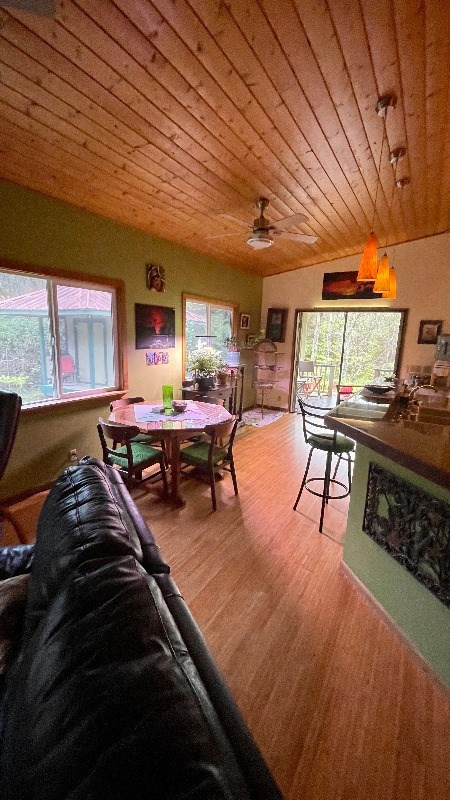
[325,394,450,491]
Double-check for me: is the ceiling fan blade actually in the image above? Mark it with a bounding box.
[218,213,251,229]
[206,231,242,239]
[278,231,318,244]
[275,212,309,230]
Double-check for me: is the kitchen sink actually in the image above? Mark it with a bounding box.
[417,407,450,426]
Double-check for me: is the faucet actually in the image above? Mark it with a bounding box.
[384,384,437,421]
[406,384,437,399]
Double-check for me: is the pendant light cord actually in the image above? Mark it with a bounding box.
[384,168,397,249]
[371,118,386,232]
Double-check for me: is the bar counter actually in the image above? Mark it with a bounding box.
[325,393,450,491]
[324,391,450,688]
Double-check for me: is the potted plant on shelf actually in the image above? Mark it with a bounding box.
[186,347,225,391]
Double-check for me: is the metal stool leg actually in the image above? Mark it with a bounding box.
[319,451,332,532]
[332,453,342,480]
[293,448,314,510]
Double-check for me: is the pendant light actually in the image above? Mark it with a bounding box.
[383,264,397,299]
[357,95,396,283]
[357,231,379,282]
[373,252,390,293]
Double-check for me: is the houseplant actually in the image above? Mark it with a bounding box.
[186,347,225,391]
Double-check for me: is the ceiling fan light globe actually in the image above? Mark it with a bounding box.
[247,233,273,250]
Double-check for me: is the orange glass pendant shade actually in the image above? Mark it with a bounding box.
[357,231,379,281]
[382,266,397,299]
[373,252,390,293]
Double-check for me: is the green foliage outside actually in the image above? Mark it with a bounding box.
[0,272,52,402]
[303,311,402,388]
[185,300,232,364]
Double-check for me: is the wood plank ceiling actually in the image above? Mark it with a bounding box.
[0,0,448,277]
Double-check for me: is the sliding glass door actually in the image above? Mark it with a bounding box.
[291,309,406,409]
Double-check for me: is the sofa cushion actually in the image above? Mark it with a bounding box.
[24,458,169,640]
[0,461,251,800]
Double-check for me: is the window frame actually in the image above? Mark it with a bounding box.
[289,306,408,411]
[0,259,127,414]
[182,292,238,376]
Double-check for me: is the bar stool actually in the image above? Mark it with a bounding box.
[293,397,354,532]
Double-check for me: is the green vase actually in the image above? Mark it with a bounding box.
[162,384,173,409]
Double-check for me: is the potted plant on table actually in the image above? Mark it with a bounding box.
[186,347,225,392]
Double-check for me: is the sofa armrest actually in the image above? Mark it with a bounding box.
[78,457,169,574]
[155,574,282,800]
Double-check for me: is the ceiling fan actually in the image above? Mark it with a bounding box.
[209,197,318,251]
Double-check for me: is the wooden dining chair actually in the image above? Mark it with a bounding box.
[97,418,168,493]
[180,418,239,511]
[110,396,166,456]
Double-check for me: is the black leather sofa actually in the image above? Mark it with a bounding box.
[0,457,282,800]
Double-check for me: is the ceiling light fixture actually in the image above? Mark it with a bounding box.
[396,176,410,189]
[246,231,274,250]
[389,147,406,165]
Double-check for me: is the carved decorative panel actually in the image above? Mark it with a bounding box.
[363,463,450,607]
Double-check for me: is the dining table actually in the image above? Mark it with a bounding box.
[109,399,233,505]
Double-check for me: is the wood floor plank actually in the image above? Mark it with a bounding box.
[133,412,449,800]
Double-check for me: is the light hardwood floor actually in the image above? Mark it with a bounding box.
[134,411,450,800]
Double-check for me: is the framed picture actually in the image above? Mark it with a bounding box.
[240,313,250,329]
[135,304,175,349]
[146,263,165,292]
[417,319,442,345]
[266,308,288,343]
[246,334,256,348]
[322,271,382,300]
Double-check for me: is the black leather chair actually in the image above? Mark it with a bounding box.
[0,391,23,544]
[0,391,22,484]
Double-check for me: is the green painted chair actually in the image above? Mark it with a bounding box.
[180,418,239,511]
[294,397,354,532]
[97,419,168,493]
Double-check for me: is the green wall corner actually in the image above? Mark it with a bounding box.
[0,180,263,498]
[344,444,450,687]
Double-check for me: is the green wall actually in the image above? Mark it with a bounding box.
[344,443,450,687]
[0,180,262,498]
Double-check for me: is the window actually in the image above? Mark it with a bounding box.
[0,264,124,406]
[183,294,236,373]
[291,308,406,407]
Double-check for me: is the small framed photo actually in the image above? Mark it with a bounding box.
[246,334,256,348]
[146,263,165,292]
[240,313,250,330]
[417,319,442,345]
[266,307,288,343]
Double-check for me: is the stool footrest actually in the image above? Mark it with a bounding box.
[304,477,350,501]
